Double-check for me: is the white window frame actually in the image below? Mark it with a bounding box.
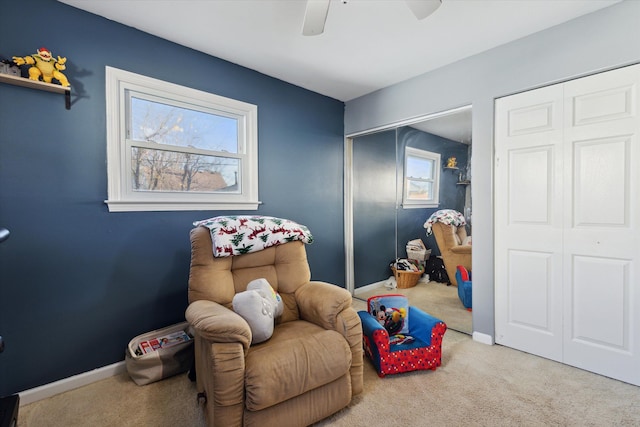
[105,66,259,212]
[402,147,440,209]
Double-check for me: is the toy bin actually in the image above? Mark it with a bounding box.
[125,321,194,386]
[392,267,423,289]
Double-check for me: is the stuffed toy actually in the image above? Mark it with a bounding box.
[368,294,410,335]
[12,47,70,87]
[232,278,283,344]
[383,306,407,335]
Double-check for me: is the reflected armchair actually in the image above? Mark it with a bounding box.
[426,210,472,286]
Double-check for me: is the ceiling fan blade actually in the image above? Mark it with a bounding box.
[405,0,442,20]
[302,0,331,36]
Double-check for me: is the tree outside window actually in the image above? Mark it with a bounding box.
[105,67,258,212]
[129,96,240,193]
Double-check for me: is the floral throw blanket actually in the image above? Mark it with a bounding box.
[194,216,313,257]
[423,209,466,236]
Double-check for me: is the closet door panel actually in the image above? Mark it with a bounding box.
[562,64,640,385]
[507,250,555,331]
[573,137,628,227]
[572,82,635,126]
[509,147,552,224]
[496,64,640,386]
[495,84,564,361]
[571,256,629,349]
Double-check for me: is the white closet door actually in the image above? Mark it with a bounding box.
[495,63,640,386]
[562,64,640,385]
[494,83,565,361]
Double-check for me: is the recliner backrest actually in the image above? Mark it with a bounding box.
[188,226,311,322]
[432,222,468,252]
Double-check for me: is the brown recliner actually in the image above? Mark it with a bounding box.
[185,226,363,427]
[431,222,472,286]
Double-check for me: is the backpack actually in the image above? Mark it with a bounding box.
[426,256,450,285]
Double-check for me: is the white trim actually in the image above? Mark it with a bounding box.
[354,277,397,298]
[344,136,354,294]
[345,105,472,139]
[472,331,494,345]
[105,200,261,212]
[354,280,387,297]
[105,66,259,212]
[18,361,127,406]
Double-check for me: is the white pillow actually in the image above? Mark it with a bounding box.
[231,278,283,344]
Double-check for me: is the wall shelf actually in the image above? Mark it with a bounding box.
[456,181,471,186]
[0,73,71,109]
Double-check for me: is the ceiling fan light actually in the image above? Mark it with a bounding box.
[405,0,442,20]
[302,0,331,36]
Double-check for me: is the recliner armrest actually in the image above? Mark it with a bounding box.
[296,282,364,395]
[450,245,472,255]
[185,300,251,352]
[295,281,352,330]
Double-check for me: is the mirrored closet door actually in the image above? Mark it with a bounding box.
[348,106,474,334]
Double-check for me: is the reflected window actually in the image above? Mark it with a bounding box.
[403,147,440,208]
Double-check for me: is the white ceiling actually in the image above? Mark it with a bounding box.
[58,0,620,142]
[410,106,473,144]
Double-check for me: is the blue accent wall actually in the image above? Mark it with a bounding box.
[352,130,397,287]
[396,127,469,257]
[0,0,345,395]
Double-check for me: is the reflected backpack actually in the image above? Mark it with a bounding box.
[426,256,450,284]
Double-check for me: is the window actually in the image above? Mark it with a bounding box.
[403,147,440,208]
[105,66,259,212]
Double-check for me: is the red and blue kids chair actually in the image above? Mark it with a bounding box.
[455,265,472,309]
[358,294,447,377]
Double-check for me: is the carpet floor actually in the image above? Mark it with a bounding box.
[18,299,640,426]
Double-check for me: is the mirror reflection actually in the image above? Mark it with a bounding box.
[352,106,473,334]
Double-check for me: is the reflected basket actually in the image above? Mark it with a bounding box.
[392,267,422,289]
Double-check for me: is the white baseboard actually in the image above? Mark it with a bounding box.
[18,361,127,406]
[354,277,396,297]
[472,331,494,345]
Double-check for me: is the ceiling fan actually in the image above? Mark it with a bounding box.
[302,0,442,36]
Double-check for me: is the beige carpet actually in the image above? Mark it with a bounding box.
[18,300,640,426]
[356,278,473,334]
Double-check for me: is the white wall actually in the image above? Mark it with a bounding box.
[344,0,640,339]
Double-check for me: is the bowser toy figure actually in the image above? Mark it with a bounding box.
[12,47,70,87]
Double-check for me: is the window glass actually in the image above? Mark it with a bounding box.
[403,147,440,208]
[130,96,239,153]
[130,147,240,193]
[105,66,258,212]
[406,180,433,200]
[406,155,434,180]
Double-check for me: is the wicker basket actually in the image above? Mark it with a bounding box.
[392,267,423,289]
